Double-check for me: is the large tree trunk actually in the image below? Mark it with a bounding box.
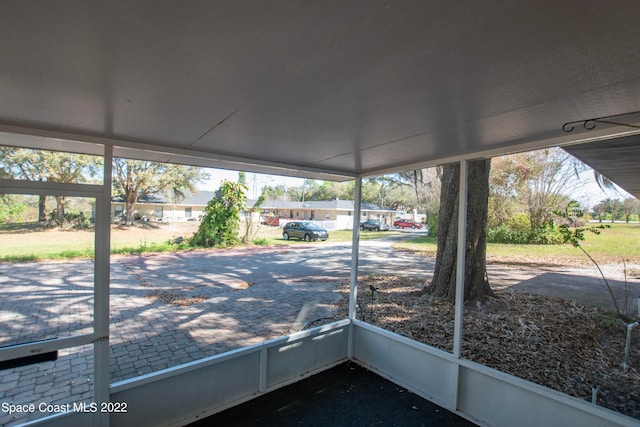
[424,160,494,302]
[54,196,65,220]
[125,195,136,226]
[38,195,47,221]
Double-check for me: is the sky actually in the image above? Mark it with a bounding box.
[200,169,305,200]
[200,165,632,210]
[572,169,631,210]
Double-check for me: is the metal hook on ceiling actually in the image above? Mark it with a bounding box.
[562,110,640,133]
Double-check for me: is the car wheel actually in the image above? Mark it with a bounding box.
[304,234,311,242]
[374,227,379,232]
[283,232,289,240]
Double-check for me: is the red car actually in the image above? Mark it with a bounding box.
[393,219,423,229]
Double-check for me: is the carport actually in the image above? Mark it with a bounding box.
[1,2,640,426]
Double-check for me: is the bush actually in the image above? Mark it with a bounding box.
[252,237,269,245]
[527,224,563,244]
[507,213,530,232]
[191,180,247,248]
[487,222,563,245]
[45,211,91,230]
[486,225,529,244]
[0,199,28,223]
[426,212,438,237]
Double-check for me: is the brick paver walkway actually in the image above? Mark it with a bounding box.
[3,238,635,425]
[0,253,343,426]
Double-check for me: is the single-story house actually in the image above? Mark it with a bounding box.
[110,191,218,222]
[111,192,396,230]
[262,199,397,229]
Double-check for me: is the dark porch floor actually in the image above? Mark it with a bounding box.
[190,361,478,426]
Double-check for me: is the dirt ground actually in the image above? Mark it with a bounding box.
[0,221,200,254]
[110,221,199,246]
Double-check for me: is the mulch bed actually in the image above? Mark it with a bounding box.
[315,275,640,419]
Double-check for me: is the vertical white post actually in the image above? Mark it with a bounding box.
[94,145,112,427]
[347,178,362,357]
[452,160,468,358]
[259,348,267,392]
[449,160,468,411]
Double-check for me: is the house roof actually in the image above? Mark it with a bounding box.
[263,199,395,212]
[1,2,640,191]
[181,191,216,206]
[112,191,216,206]
[111,194,167,204]
[112,193,393,211]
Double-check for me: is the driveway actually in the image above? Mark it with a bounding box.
[116,232,433,288]
[1,233,638,425]
[1,234,425,425]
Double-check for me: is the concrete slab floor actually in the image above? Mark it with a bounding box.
[190,361,478,427]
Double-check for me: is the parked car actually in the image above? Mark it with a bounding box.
[263,216,282,226]
[283,221,329,242]
[393,218,423,229]
[359,219,389,231]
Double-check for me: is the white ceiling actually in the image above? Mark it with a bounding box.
[1,1,640,185]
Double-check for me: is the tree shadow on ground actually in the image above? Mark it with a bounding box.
[113,221,162,230]
[0,221,48,233]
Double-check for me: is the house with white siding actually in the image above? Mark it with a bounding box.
[260,198,397,230]
[111,192,396,229]
[110,191,217,222]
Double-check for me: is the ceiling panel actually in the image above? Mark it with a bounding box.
[1,1,640,185]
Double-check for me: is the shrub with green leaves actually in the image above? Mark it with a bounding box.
[45,210,91,229]
[191,180,247,248]
[252,237,269,246]
[426,211,438,237]
[487,221,563,244]
[486,225,529,244]
[506,213,530,232]
[0,198,28,224]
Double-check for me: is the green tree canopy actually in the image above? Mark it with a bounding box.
[112,159,208,225]
[0,147,101,220]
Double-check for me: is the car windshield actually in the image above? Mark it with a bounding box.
[303,222,322,230]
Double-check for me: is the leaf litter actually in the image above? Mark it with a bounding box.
[313,275,640,419]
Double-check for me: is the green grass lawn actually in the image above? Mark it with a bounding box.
[0,222,197,261]
[0,222,398,261]
[2,221,638,264]
[392,223,640,264]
